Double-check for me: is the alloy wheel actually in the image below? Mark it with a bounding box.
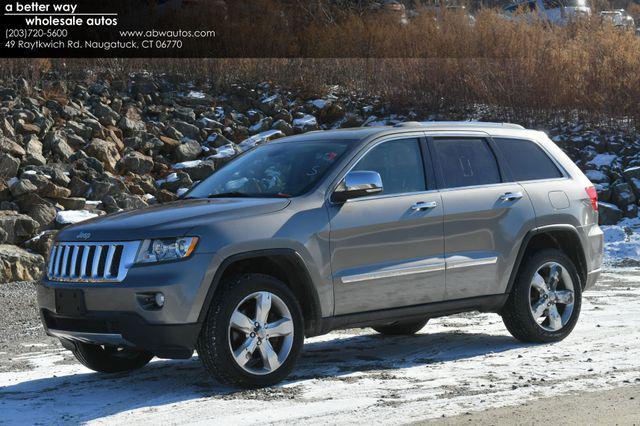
[529,262,575,332]
[227,291,295,375]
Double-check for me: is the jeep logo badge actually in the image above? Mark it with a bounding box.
[76,232,91,240]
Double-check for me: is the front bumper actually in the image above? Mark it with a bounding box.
[37,252,214,358]
[39,307,199,359]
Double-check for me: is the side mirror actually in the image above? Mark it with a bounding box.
[332,170,383,202]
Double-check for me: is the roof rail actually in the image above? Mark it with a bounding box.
[394,121,525,130]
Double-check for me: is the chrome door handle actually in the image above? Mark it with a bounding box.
[500,192,524,202]
[411,201,438,211]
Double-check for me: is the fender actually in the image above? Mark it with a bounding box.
[505,224,586,296]
[196,248,323,336]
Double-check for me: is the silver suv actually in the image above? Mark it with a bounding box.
[37,122,604,388]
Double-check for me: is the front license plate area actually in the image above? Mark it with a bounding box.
[55,289,87,316]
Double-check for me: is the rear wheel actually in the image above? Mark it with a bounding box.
[502,249,582,343]
[197,273,304,388]
[372,318,428,335]
[71,342,153,373]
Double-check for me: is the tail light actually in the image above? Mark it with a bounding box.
[586,186,598,211]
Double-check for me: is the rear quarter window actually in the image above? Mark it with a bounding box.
[494,138,563,181]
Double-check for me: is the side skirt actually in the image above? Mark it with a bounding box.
[320,294,508,333]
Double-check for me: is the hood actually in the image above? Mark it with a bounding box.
[57,198,291,242]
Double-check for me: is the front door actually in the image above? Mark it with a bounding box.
[429,136,536,300]
[329,137,446,315]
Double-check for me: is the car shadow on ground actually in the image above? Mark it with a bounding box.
[0,330,529,423]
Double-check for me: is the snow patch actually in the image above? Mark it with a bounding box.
[55,210,98,225]
[293,115,317,129]
[238,130,284,151]
[585,170,607,183]
[310,99,327,109]
[210,144,237,159]
[186,91,206,99]
[173,160,203,170]
[588,153,619,168]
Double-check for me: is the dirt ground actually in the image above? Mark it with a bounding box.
[1,270,639,424]
[427,385,640,425]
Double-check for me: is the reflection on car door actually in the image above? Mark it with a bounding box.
[329,137,446,315]
[429,137,537,299]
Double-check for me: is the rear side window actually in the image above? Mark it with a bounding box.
[432,138,501,189]
[494,138,562,181]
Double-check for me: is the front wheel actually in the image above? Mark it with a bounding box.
[71,342,153,373]
[197,274,304,388]
[501,249,582,343]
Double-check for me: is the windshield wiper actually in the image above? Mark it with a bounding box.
[207,192,292,199]
[207,192,253,198]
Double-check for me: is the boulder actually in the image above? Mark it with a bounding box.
[175,160,216,181]
[156,189,178,203]
[0,153,20,178]
[0,244,45,282]
[594,183,611,203]
[38,181,72,199]
[118,151,154,174]
[57,197,86,210]
[175,140,202,162]
[0,137,26,157]
[598,202,623,225]
[102,193,148,212]
[117,116,146,135]
[15,193,57,228]
[24,230,57,258]
[173,121,201,140]
[85,138,121,172]
[0,211,40,244]
[9,179,38,198]
[68,176,90,197]
[611,182,636,207]
[585,169,609,184]
[49,133,75,160]
[161,171,193,192]
[159,135,181,152]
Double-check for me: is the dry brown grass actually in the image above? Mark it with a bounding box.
[1,5,639,124]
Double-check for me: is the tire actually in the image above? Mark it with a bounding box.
[501,248,582,343]
[372,318,428,335]
[72,342,153,373]
[197,273,304,388]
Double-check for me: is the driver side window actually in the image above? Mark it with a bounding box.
[353,138,426,195]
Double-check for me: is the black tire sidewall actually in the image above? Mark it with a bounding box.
[201,274,304,388]
[512,249,582,343]
[73,343,153,373]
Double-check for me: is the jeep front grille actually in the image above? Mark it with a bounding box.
[47,241,139,283]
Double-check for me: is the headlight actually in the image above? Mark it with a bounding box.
[135,237,199,264]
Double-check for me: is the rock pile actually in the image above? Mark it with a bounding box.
[0,74,636,281]
[0,74,384,281]
[552,125,640,225]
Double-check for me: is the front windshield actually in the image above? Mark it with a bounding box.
[185,140,352,198]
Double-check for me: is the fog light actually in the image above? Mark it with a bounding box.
[154,292,165,308]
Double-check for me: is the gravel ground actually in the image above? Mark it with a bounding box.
[0,282,62,373]
[1,271,639,424]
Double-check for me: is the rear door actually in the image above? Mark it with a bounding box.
[329,135,445,315]
[428,135,537,299]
